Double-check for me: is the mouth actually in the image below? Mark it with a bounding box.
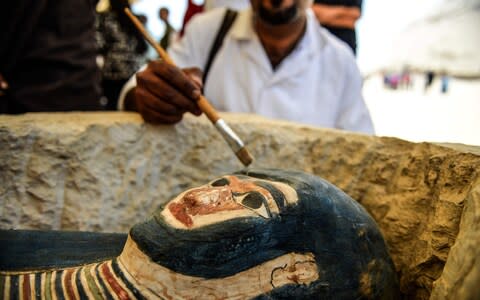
[258,2,299,25]
[271,0,284,8]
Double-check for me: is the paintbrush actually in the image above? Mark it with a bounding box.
[124,8,253,167]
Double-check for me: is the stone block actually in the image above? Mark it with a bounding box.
[1,112,479,299]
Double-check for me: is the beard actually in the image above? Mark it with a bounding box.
[258,2,299,25]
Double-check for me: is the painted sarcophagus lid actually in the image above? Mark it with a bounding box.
[0,168,399,299]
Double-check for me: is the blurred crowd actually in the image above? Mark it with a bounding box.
[382,69,450,94]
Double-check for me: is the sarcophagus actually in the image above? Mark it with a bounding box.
[0,169,399,299]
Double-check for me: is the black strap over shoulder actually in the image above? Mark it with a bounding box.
[203,9,238,83]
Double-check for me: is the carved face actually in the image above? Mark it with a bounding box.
[130,169,399,299]
[161,175,298,229]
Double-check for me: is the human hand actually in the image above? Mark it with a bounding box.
[127,60,203,124]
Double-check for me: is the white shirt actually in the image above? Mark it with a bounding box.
[120,8,374,134]
[204,0,250,11]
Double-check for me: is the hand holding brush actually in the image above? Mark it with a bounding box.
[123,8,253,167]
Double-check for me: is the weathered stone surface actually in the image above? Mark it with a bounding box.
[1,112,479,299]
[430,178,480,300]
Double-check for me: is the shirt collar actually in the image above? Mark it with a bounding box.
[229,8,256,40]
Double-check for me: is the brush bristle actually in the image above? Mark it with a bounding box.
[235,147,254,167]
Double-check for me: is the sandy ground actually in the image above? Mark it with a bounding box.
[363,74,480,146]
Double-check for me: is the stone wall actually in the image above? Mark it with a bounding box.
[1,112,479,299]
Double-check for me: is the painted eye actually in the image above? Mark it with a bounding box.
[235,192,271,219]
[211,178,230,187]
[241,192,263,209]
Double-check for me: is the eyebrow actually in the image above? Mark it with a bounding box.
[211,178,230,186]
[253,181,286,210]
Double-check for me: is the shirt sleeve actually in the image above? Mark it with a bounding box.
[117,64,146,110]
[335,56,375,134]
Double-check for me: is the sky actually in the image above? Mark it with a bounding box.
[356,0,443,73]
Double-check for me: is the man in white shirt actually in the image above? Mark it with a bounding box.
[121,0,374,134]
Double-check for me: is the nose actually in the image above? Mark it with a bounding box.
[184,186,232,207]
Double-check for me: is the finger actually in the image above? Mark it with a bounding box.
[136,90,184,124]
[137,72,199,114]
[149,60,201,100]
[140,105,184,124]
[182,67,203,115]
[183,67,204,91]
[136,88,182,116]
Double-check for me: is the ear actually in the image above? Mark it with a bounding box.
[271,254,318,287]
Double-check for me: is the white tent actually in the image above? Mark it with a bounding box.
[381,0,480,78]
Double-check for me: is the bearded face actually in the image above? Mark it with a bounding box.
[250,0,311,25]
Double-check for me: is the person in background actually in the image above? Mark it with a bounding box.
[424,70,435,92]
[400,68,412,90]
[159,7,177,50]
[96,0,148,110]
[179,0,205,37]
[0,0,102,114]
[137,14,148,25]
[311,0,362,55]
[121,0,374,134]
[179,0,250,38]
[441,74,449,94]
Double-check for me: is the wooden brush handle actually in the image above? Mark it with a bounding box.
[124,9,173,64]
[124,8,253,166]
[125,8,219,124]
[197,95,220,123]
